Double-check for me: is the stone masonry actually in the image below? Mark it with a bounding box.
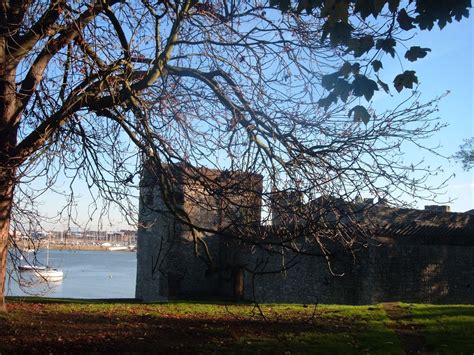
[136,164,474,304]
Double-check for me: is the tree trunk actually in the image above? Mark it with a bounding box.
[0,21,19,311]
[0,166,15,312]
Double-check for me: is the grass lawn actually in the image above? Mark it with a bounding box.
[1,298,473,353]
[395,303,474,353]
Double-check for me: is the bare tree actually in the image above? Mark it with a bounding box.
[0,0,469,310]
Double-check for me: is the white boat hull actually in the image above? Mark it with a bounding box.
[34,268,64,282]
[19,264,47,271]
[107,246,128,251]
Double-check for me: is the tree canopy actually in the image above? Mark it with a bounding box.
[0,0,470,309]
[270,0,470,120]
[454,137,474,171]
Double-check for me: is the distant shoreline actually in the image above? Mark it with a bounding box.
[13,244,136,252]
[50,244,111,251]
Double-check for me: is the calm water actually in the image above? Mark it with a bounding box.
[6,249,137,299]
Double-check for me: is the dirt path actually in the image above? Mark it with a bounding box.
[383,303,427,354]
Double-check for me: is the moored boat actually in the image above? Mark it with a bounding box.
[107,245,129,251]
[18,264,47,271]
[34,268,64,282]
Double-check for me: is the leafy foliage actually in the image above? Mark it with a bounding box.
[454,137,474,171]
[415,0,471,30]
[347,35,374,57]
[269,0,471,122]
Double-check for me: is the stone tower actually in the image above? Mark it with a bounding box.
[270,189,303,226]
[135,162,262,301]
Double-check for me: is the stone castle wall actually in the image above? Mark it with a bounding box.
[136,165,474,304]
[238,242,474,304]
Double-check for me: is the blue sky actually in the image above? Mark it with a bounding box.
[29,12,474,231]
[396,14,473,212]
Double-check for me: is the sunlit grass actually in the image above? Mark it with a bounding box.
[397,303,474,353]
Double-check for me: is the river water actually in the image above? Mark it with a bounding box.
[6,249,137,299]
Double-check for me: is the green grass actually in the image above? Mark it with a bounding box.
[397,303,474,353]
[2,297,473,353]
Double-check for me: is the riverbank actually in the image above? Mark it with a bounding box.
[48,244,109,251]
[11,243,136,252]
[1,299,473,353]
[48,244,136,252]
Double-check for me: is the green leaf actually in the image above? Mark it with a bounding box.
[278,0,291,12]
[339,62,352,76]
[388,0,399,13]
[348,35,374,57]
[397,9,416,30]
[371,60,383,72]
[373,0,386,14]
[375,38,396,57]
[354,0,376,20]
[296,0,324,14]
[414,0,470,30]
[321,71,340,90]
[333,78,352,102]
[318,92,338,110]
[393,70,418,92]
[348,105,371,124]
[404,46,431,62]
[351,63,360,74]
[322,0,349,22]
[327,21,354,46]
[352,74,378,101]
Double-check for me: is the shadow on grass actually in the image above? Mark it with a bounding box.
[0,313,397,354]
[1,307,401,354]
[5,295,257,306]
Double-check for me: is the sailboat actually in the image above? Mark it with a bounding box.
[18,250,47,271]
[18,264,47,271]
[37,238,64,282]
[34,267,64,282]
[19,235,63,282]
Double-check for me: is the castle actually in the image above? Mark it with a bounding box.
[136,163,474,304]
